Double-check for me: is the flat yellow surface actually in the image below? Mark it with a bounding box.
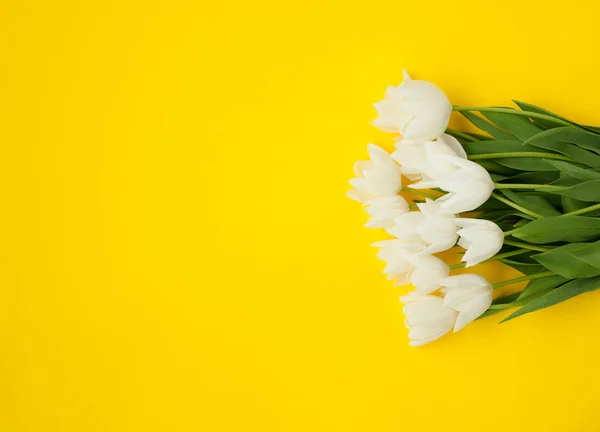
[2,0,600,430]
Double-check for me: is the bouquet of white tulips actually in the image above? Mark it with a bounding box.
[349,71,600,346]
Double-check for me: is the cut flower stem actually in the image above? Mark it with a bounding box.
[491,192,543,219]
[503,239,550,252]
[563,202,600,216]
[446,127,477,142]
[492,271,555,290]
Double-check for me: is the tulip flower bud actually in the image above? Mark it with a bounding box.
[400,294,458,347]
[372,71,452,142]
[441,274,493,332]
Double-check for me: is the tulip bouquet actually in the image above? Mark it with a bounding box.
[349,71,600,346]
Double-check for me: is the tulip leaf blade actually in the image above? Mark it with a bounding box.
[568,241,600,271]
[500,190,561,217]
[501,276,600,323]
[561,196,589,214]
[517,275,569,300]
[545,160,600,181]
[525,128,600,168]
[462,140,539,155]
[513,216,600,244]
[512,100,569,130]
[499,170,561,185]
[493,157,557,171]
[460,111,517,141]
[533,243,600,278]
[501,259,545,275]
[536,179,600,203]
[480,110,544,141]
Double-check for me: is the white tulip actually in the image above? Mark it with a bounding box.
[372,71,452,142]
[363,196,410,228]
[432,154,495,213]
[441,274,493,332]
[400,294,458,347]
[388,199,458,255]
[373,240,449,293]
[347,144,402,203]
[390,139,426,181]
[455,218,504,267]
[393,134,467,188]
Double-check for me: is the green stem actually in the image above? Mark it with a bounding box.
[563,202,600,216]
[488,303,524,310]
[403,187,443,200]
[446,127,477,142]
[452,106,583,130]
[469,152,574,162]
[449,248,530,270]
[494,183,565,190]
[492,271,555,290]
[503,239,550,252]
[491,192,543,219]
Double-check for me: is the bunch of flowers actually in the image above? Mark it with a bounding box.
[349,71,600,346]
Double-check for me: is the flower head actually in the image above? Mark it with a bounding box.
[455,218,504,267]
[400,294,458,347]
[373,240,449,293]
[393,134,468,189]
[441,274,493,332]
[372,71,452,141]
[363,196,410,229]
[347,144,402,203]
[388,199,458,255]
[433,155,495,213]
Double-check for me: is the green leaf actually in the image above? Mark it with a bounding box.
[525,128,600,168]
[500,190,561,217]
[478,292,521,319]
[568,241,600,271]
[517,275,569,300]
[501,276,600,322]
[513,216,600,244]
[554,128,600,155]
[462,140,539,155]
[545,160,600,181]
[475,160,519,176]
[460,111,517,141]
[561,196,588,213]
[493,158,557,171]
[500,170,561,185]
[512,101,568,130]
[476,210,534,222]
[533,244,600,278]
[481,110,544,141]
[541,179,600,203]
[501,259,545,275]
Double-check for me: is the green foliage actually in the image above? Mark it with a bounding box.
[512,216,600,243]
[501,276,600,322]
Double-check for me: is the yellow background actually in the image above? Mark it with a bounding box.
[2,0,600,430]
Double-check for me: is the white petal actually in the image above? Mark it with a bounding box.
[397,81,452,141]
[367,144,398,171]
[409,256,449,294]
[346,188,372,203]
[388,212,425,242]
[354,160,374,177]
[454,292,493,332]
